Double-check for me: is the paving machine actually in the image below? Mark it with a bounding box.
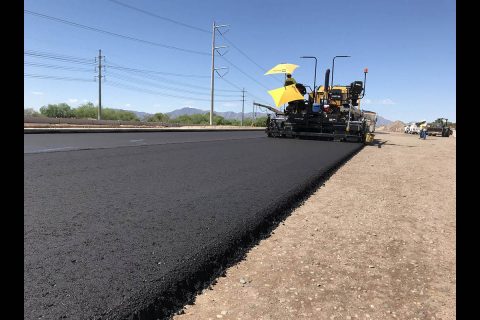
[265,67,375,142]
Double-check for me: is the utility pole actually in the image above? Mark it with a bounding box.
[96,49,104,120]
[209,21,229,126]
[241,88,245,126]
[252,101,255,126]
[210,22,215,126]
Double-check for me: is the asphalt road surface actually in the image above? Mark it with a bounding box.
[24,131,264,153]
[24,131,363,319]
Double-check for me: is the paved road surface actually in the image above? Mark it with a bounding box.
[24,131,264,153]
[24,131,362,319]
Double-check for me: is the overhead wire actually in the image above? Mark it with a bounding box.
[24,61,94,73]
[24,50,96,66]
[104,80,242,102]
[219,55,270,91]
[105,0,211,34]
[25,6,275,107]
[106,60,240,92]
[219,77,271,106]
[105,64,209,78]
[24,10,210,56]
[24,73,94,82]
[106,70,241,97]
[100,1,280,90]
[25,49,95,63]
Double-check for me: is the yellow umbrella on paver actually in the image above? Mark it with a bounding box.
[268,84,305,107]
[264,63,299,75]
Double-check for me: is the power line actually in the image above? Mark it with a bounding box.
[104,64,209,78]
[103,0,282,87]
[246,91,271,105]
[219,55,270,91]
[105,0,210,34]
[219,76,271,105]
[219,35,267,73]
[106,70,241,97]
[24,10,210,56]
[105,80,242,102]
[107,60,240,92]
[24,73,94,82]
[219,76,242,91]
[24,51,96,66]
[25,49,94,63]
[24,61,94,73]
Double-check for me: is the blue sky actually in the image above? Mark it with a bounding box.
[24,0,456,122]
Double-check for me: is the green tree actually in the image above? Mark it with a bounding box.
[39,103,75,118]
[73,102,97,119]
[168,113,252,126]
[174,113,209,125]
[147,113,170,123]
[243,116,268,127]
[102,108,139,121]
[24,108,42,117]
[172,113,234,125]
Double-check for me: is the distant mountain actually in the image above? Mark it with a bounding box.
[131,111,153,120]
[110,108,153,120]
[166,107,208,118]
[216,111,269,120]
[375,115,392,127]
[166,107,270,119]
[116,107,393,124]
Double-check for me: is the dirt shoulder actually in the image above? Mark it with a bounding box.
[174,131,456,320]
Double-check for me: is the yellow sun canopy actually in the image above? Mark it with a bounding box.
[267,84,304,107]
[264,63,299,75]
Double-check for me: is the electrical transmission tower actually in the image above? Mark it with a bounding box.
[210,21,229,125]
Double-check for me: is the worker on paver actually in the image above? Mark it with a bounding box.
[284,73,297,86]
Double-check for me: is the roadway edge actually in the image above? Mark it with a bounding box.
[109,142,365,320]
[24,127,266,134]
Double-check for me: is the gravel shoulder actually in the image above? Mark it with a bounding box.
[174,131,456,320]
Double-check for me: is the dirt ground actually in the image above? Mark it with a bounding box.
[174,131,456,320]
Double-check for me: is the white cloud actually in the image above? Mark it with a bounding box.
[125,103,131,107]
[180,102,204,110]
[68,98,78,103]
[379,98,395,105]
[31,91,43,95]
[362,98,395,106]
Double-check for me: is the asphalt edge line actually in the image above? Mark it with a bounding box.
[24,128,265,134]
[111,142,365,320]
[24,136,266,155]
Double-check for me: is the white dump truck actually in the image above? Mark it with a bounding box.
[408,123,420,134]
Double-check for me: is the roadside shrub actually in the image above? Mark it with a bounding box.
[102,108,139,121]
[39,103,75,118]
[74,102,97,119]
[24,108,43,117]
[147,113,170,123]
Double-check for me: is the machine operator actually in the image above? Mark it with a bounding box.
[284,73,297,86]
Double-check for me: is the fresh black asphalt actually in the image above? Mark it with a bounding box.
[24,131,264,153]
[24,131,363,319]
